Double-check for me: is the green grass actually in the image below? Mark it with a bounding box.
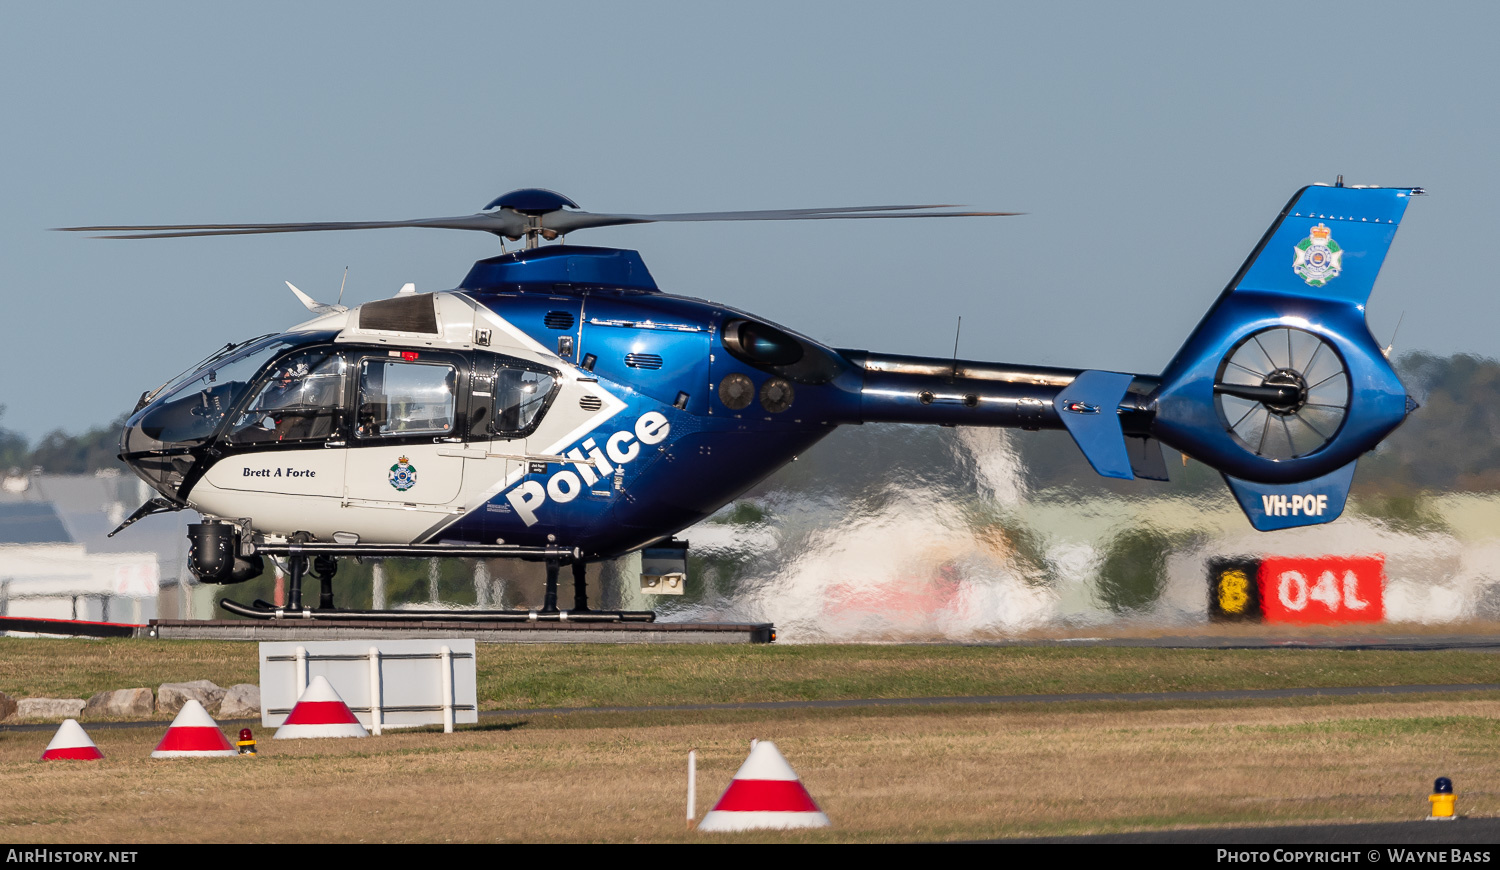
[491,690,1500,732]
[1252,714,1500,739]
[478,643,1500,709]
[0,638,1496,712]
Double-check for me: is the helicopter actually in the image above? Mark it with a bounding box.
[62,181,1423,621]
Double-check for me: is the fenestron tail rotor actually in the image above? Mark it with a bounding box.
[56,187,1020,248]
[1213,326,1350,461]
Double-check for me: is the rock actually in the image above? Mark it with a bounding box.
[0,691,16,722]
[17,698,85,720]
[157,680,227,716]
[219,684,261,719]
[83,688,154,719]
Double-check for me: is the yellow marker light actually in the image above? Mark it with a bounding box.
[1428,777,1454,820]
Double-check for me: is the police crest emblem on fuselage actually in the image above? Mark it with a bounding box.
[1293,223,1342,287]
[388,456,418,492]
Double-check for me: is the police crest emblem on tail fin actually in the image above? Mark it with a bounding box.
[1293,223,1342,287]
[388,456,417,492]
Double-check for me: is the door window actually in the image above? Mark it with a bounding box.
[357,359,458,438]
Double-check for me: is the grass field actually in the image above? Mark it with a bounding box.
[2,636,1498,712]
[0,638,1497,842]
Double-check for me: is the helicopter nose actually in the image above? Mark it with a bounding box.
[119,402,200,501]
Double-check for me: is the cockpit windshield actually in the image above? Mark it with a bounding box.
[145,333,276,407]
[129,336,296,447]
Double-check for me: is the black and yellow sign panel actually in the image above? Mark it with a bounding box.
[1208,557,1263,622]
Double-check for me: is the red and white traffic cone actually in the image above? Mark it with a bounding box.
[274,675,368,739]
[697,741,831,832]
[151,699,237,758]
[40,719,103,761]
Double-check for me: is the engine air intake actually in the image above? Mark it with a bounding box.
[359,295,438,334]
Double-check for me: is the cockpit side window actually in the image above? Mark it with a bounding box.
[494,367,556,437]
[226,350,348,445]
[356,360,458,439]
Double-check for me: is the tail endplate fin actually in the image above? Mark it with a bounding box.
[1127,437,1170,481]
[1056,370,1135,480]
[1222,462,1357,531]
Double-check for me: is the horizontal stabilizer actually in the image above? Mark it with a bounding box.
[1056,370,1135,480]
[1222,462,1357,532]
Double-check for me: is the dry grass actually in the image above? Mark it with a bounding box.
[2,694,1497,842]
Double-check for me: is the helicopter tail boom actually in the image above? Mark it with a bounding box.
[840,351,1160,477]
[848,352,1080,425]
[841,183,1422,531]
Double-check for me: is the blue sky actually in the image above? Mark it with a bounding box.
[1,1,1493,441]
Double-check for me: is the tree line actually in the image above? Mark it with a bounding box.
[0,411,131,476]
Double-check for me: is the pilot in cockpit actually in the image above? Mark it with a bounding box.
[232,352,344,443]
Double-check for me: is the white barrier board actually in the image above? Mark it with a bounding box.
[259,639,478,729]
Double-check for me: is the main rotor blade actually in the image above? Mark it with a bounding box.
[56,203,1018,239]
[54,213,526,239]
[542,205,1021,233]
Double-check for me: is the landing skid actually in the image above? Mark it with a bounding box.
[219,598,656,623]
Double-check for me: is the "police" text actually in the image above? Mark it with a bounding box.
[504,412,670,526]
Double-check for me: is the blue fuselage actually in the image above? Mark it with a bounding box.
[441,247,1144,559]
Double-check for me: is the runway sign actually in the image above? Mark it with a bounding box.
[1258,556,1385,625]
[1208,556,1385,624]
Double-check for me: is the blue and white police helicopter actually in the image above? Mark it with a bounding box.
[64,182,1422,620]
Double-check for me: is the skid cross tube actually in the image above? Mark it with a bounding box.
[541,557,561,614]
[286,554,307,612]
[572,560,590,612]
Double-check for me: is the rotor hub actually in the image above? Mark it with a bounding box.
[1260,368,1309,415]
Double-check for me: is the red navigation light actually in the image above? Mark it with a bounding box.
[401,351,419,362]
